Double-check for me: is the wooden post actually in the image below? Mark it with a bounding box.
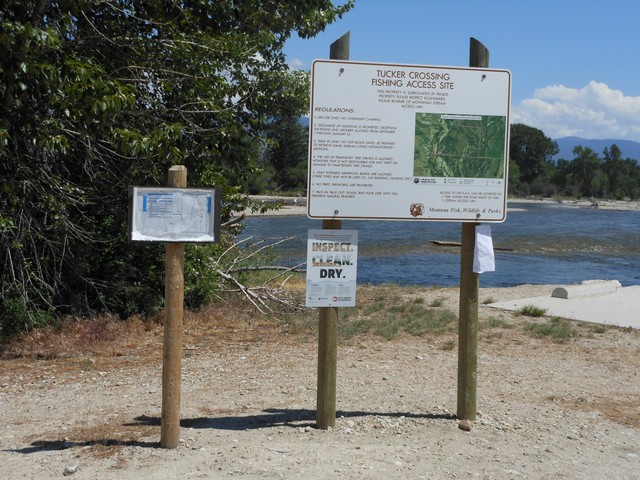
[457,38,489,421]
[316,32,349,430]
[161,165,187,448]
[329,31,350,60]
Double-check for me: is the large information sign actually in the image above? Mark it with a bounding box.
[308,60,511,222]
[129,187,221,242]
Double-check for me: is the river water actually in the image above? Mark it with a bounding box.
[239,202,640,287]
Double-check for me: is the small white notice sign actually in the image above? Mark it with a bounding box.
[306,230,358,307]
[129,187,221,242]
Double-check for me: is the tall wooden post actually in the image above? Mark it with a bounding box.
[316,32,349,430]
[316,221,340,430]
[457,38,488,421]
[161,165,187,448]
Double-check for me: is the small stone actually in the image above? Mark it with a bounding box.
[63,462,79,476]
[458,419,472,432]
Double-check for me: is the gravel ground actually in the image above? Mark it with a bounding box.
[1,284,639,479]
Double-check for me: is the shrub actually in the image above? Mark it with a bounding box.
[518,304,547,317]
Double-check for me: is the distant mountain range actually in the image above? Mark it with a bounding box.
[552,137,640,161]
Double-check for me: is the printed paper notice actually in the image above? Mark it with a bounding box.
[129,187,221,242]
[306,230,358,307]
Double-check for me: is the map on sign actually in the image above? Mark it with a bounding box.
[413,114,506,179]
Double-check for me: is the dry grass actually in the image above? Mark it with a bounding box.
[1,314,152,360]
[0,297,290,361]
[26,416,159,459]
[558,396,640,429]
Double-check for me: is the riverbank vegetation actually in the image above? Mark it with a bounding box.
[0,0,353,336]
[2,2,638,337]
[4,279,627,361]
[508,124,640,199]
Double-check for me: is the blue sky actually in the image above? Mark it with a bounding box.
[284,0,640,142]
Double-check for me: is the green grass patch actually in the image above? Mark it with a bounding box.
[429,298,444,307]
[524,317,578,343]
[340,302,457,340]
[518,304,547,317]
[486,316,514,329]
[276,284,458,341]
[278,308,318,335]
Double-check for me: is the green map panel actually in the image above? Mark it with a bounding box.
[413,113,506,178]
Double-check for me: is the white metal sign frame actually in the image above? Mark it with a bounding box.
[307,59,511,222]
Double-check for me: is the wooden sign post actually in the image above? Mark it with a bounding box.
[456,37,489,421]
[161,165,187,448]
[129,165,220,448]
[316,32,350,430]
[307,35,508,425]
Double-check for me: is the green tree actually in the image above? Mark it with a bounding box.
[602,144,625,198]
[622,158,640,198]
[264,116,309,192]
[507,159,521,196]
[550,158,571,193]
[509,123,558,185]
[567,146,601,197]
[0,0,354,335]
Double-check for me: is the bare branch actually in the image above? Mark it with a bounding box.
[215,269,270,314]
[221,213,246,228]
[228,265,305,274]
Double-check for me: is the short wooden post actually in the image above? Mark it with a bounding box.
[161,165,187,448]
[316,32,349,430]
[457,38,489,421]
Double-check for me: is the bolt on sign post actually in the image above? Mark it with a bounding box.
[315,31,350,430]
[457,38,490,421]
[128,165,221,448]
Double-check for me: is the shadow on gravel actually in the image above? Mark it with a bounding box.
[130,409,457,431]
[7,438,158,454]
[6,410,458,454]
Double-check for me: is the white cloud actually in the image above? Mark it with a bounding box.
[287,58,307,70]
[512,82,640,141]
